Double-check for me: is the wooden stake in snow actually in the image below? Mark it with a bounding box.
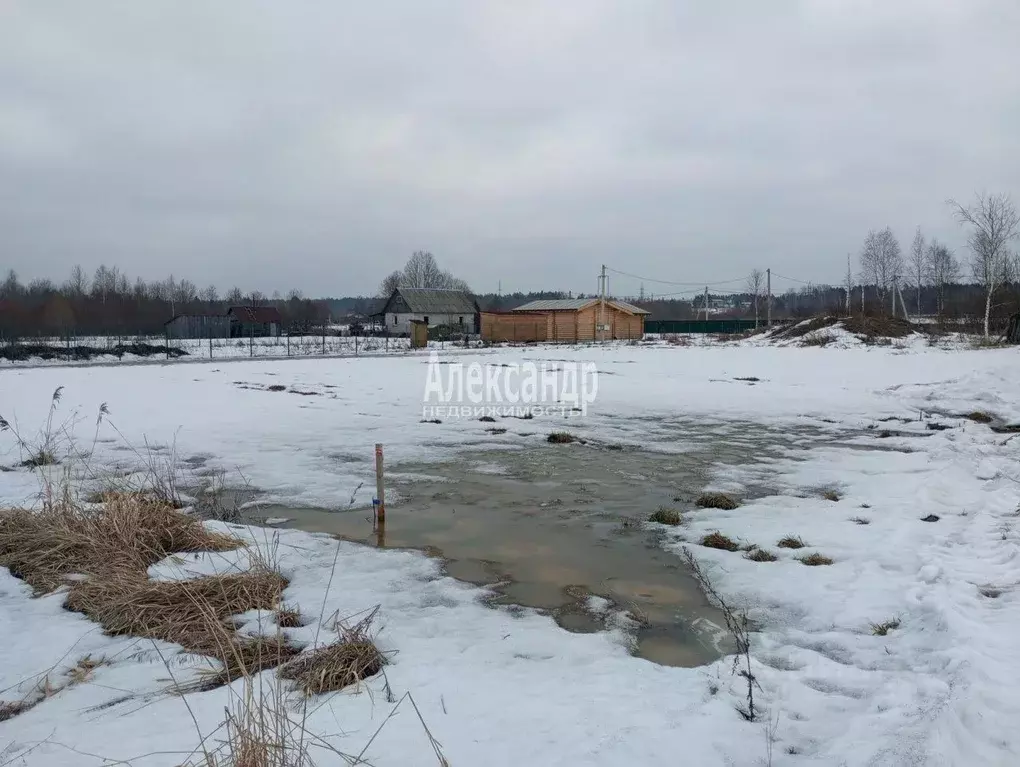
[374,443,385,528]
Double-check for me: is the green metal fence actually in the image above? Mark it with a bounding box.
[644,319,761,334]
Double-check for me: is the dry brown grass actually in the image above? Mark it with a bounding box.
[279,611,385,696]
[695,492,739,510]
[68,569,285,640]
[0,495,306,691]
[648,507,683,526]
[798,553,834,566]
[65,654,107,685]
[822,490,841,502]
[744,548,778,562]
[275,606,305,628]
[547,431,577,444]
[700,531,740,551]
[0,494,238,594]
[777,535,807,549]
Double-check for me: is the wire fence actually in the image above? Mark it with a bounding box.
[0,330,456,364]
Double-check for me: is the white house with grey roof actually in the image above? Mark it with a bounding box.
[375,288,480,335]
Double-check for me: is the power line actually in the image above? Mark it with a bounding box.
[604,266,748,288]
[769,271,821,286]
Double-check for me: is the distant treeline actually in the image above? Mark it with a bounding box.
[0,266,328,339]
[2,265,1016,340]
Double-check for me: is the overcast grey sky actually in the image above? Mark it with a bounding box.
[1,1,1017,298]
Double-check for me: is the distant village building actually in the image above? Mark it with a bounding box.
[375,288,480,335]
[164,307,283,339]
[164,313,231,340]
[481,298,649,343]
[227,306,282,338]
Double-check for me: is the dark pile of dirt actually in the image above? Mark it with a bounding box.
[0,343,187,362]
[842,315,915,339]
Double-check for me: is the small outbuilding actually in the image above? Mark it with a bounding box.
[481,298,649,343]
[164,313,231,340]
[227,306,283,338]
[375,288,479,335]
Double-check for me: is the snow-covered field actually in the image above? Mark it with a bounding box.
[2,342,1020,765]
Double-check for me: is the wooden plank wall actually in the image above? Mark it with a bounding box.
[481,309,645,343]
[480,312,549,342]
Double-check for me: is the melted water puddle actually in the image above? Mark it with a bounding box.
[233,432,824,668]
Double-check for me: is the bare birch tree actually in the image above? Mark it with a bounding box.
[745,269,764,327]
[380,250,472,294]
[378,270,402,297]
[402,250,446,289]
[908,227,926,318]
[948,192,1020,336]
[443,272,472,292]
[65,265,89,297]
[924,240,958,318]
[859,227,902,308]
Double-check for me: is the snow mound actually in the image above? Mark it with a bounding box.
[748,316,931,349]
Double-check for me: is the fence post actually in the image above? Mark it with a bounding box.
[322,325,325,355]
[249,325,253,357]
[374,443,385,529]
[355,334,359,356]
[209,327,213,359]
[165,327,170,360]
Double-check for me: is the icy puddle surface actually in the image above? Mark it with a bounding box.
[233,420,837,668]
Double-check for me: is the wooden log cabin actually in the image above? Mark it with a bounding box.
[481,298,649,343]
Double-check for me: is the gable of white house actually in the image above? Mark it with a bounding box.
[378,289,479,335]
[386,310,476,335]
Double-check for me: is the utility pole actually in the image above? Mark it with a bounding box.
[766,268,771,326]
[896,280,908,321]
[598,264,607,343]
[845,254,852,315]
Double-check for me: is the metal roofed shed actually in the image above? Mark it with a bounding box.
[511,298,650,315]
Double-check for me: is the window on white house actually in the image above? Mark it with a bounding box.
[424,316,429,325]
